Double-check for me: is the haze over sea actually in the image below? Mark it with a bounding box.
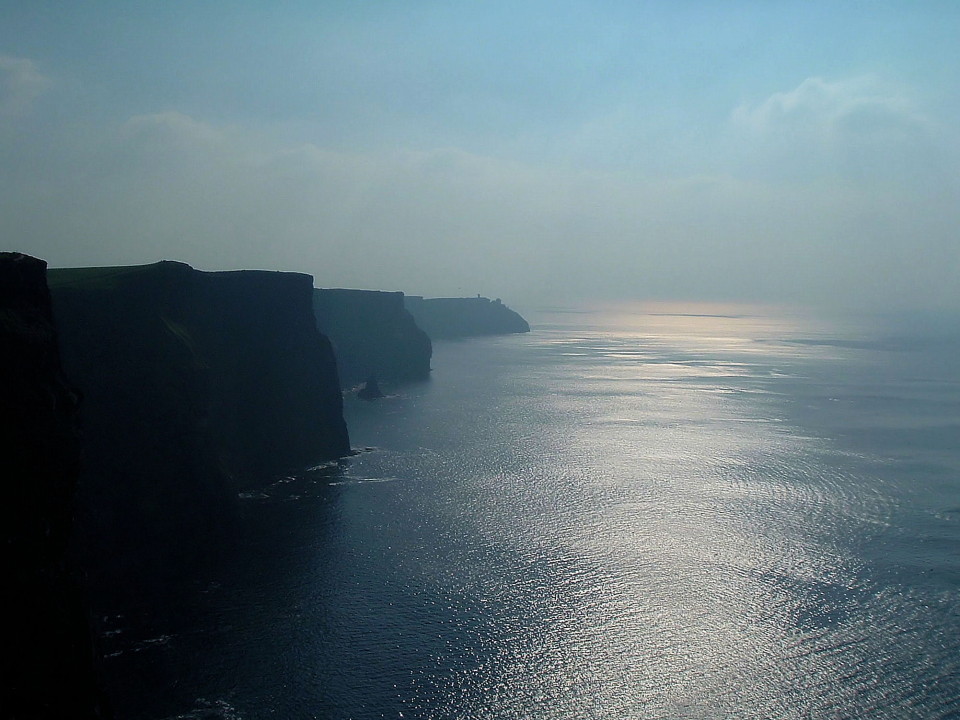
[106,303,960,719]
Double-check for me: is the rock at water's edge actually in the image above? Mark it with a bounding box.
[357,375,385,400]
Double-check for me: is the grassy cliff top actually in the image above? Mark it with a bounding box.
[47,261,191,290]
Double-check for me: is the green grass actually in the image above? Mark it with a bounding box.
[47,263,169,290]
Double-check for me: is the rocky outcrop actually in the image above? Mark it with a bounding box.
[314,289,432,387]
[357,375,385,400]
[1,253,109,719]
[404,296,530,339]
[48,261,350,607]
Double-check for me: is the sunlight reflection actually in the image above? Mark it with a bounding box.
[413,301,893,718]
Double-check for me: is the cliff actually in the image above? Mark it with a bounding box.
[48,261,350,603]
[314,288,432,387]
[1,253,109,718]
[404,296,530,339]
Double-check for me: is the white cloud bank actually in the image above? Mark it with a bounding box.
[733,76,922,134]
[731,76,952,188]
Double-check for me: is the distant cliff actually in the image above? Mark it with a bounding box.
[404,296,530,339]
[314,288,432,387]
[48,261,350,603]
[1,253,109,718]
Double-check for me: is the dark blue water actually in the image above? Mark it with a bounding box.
[105,304,960,719]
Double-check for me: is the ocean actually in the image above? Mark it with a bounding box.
[103,303,960,719]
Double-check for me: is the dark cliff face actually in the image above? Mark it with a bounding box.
[48,261,350,608]
[404,296,530,339]
[314,288,432,387]
[51,261,350,483]
[1,253,108,719]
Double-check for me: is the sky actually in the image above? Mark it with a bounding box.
[1,1,959,310]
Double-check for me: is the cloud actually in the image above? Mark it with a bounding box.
[733,76,923,135]
[0,56,50,116]
[730,76,949,185]
[121,111,228,148]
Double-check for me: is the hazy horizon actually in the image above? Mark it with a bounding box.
[2,2,959,312]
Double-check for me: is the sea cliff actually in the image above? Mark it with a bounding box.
[1,253,109,718]
[314,288,432,387]
[48,261,350,608]
[404,295,530,339]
